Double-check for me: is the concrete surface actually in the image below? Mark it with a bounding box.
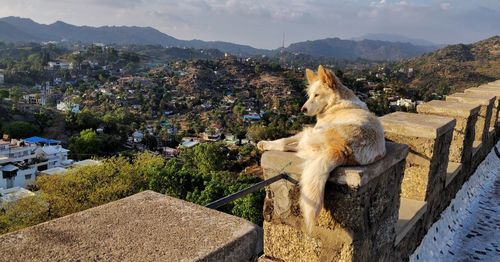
[446,93,494,142]
[261,142,409,188]
[0,191,262,262]
[396,198,427,246]
[380,112,456,139]
[417,100,480,118]
[445,162,462,187]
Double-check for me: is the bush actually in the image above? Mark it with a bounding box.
[1,121,40,139]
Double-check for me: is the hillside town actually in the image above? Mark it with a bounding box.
[2,39,496,203]
[0,35,498,237]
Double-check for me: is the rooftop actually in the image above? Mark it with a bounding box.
[23,136,61,145]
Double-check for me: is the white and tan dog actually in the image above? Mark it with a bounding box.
[258,65,386,232]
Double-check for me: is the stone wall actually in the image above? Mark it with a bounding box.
[260,143,408,262]
[0,191,263,262]
[260,80,499,261]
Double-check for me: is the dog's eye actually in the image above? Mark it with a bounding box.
[314,94,319,97]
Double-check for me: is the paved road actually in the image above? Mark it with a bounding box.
[449,171,500,261]
[411,143,500,262]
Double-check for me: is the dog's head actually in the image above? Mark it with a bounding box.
[301,65,342,116]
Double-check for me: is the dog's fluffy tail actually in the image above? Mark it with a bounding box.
[300,155,341,233]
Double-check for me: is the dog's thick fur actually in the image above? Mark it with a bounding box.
[257,65,386,233]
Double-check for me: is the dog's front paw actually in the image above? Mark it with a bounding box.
[257,141,269,151]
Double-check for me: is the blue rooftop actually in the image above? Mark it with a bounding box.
[243,115,261,120]
[23,136,61,145]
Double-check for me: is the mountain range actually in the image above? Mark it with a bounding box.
[396,35,499,97]
[0,16,438,61]
[351,33,439,47]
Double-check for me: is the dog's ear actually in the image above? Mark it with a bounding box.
[305,68,317,84]
[318,65,336,89]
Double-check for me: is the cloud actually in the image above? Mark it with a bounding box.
[0,0,498,48]
[440,2,451,11]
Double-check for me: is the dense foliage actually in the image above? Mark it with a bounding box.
[0,144,263,235]
[1,121,40,139]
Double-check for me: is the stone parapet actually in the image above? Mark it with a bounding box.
[0,191,263,262]
[417,100,479,175]
[259,142,408,262]
[446,92,495,143]
[379,112,456,260]
[464,87,499,129]
[379,112,455,201]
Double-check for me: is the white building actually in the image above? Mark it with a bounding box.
[132,130,144,143]
[0,137,74,189]
[179,137,200,148]
[56,102,81,114]
[36,145,70,169]
[40,159,99,176]
[0,187,35,203]
[390,98,416,109]
[23,94,41,105]
[47,61,73,70]
[0,187,35,205]
[0,73,4,85]
[0,140,38,189]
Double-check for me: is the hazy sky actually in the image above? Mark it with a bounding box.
[0,0,499,49]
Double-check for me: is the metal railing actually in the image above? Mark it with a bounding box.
[205,173,298,209]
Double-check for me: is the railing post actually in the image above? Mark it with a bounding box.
[446,92,496,167]
[464,86,500,143]
[417,100,480,204]
[259,142,408,262]
[379,112,456,259]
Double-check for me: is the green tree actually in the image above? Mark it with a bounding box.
[246,124,268,142]
[142,134,158,151]
[2,121,40,139]
[0,196,50,234]
[68,129,102,160]
[9,87,22,111]
[178,142,230,173]
[34,110,51,132]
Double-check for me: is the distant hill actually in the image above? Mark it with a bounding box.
[396,36,500,97]
[352,33,439,47]
[0,20,40,42]
[0,16,440,61]
[284,37,437,61]
[0,17,270,56]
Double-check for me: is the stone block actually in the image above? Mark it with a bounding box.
[380,112,455,202]
[470,141,485,174]
[446,92,494,142]
[417,100,479,176]
[484,127,497,154]
[477,84,500,90]
[261,142,408,262]
[395,198,428,261]
[395,198,427,246]
[445,162,462,188]
[442,162,463,213]
[464,88,499,129]
[0,191,263,262]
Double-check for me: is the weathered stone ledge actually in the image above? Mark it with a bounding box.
[417,100,480,118]
[379,111,455,139]
[260,142,408,262]
[0,191,263,262]
[396,198,427,246]
[445,162,462,187]
[261,142,409,189]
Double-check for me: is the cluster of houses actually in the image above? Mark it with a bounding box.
[0,135,98,205]
[129,124,250,159]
